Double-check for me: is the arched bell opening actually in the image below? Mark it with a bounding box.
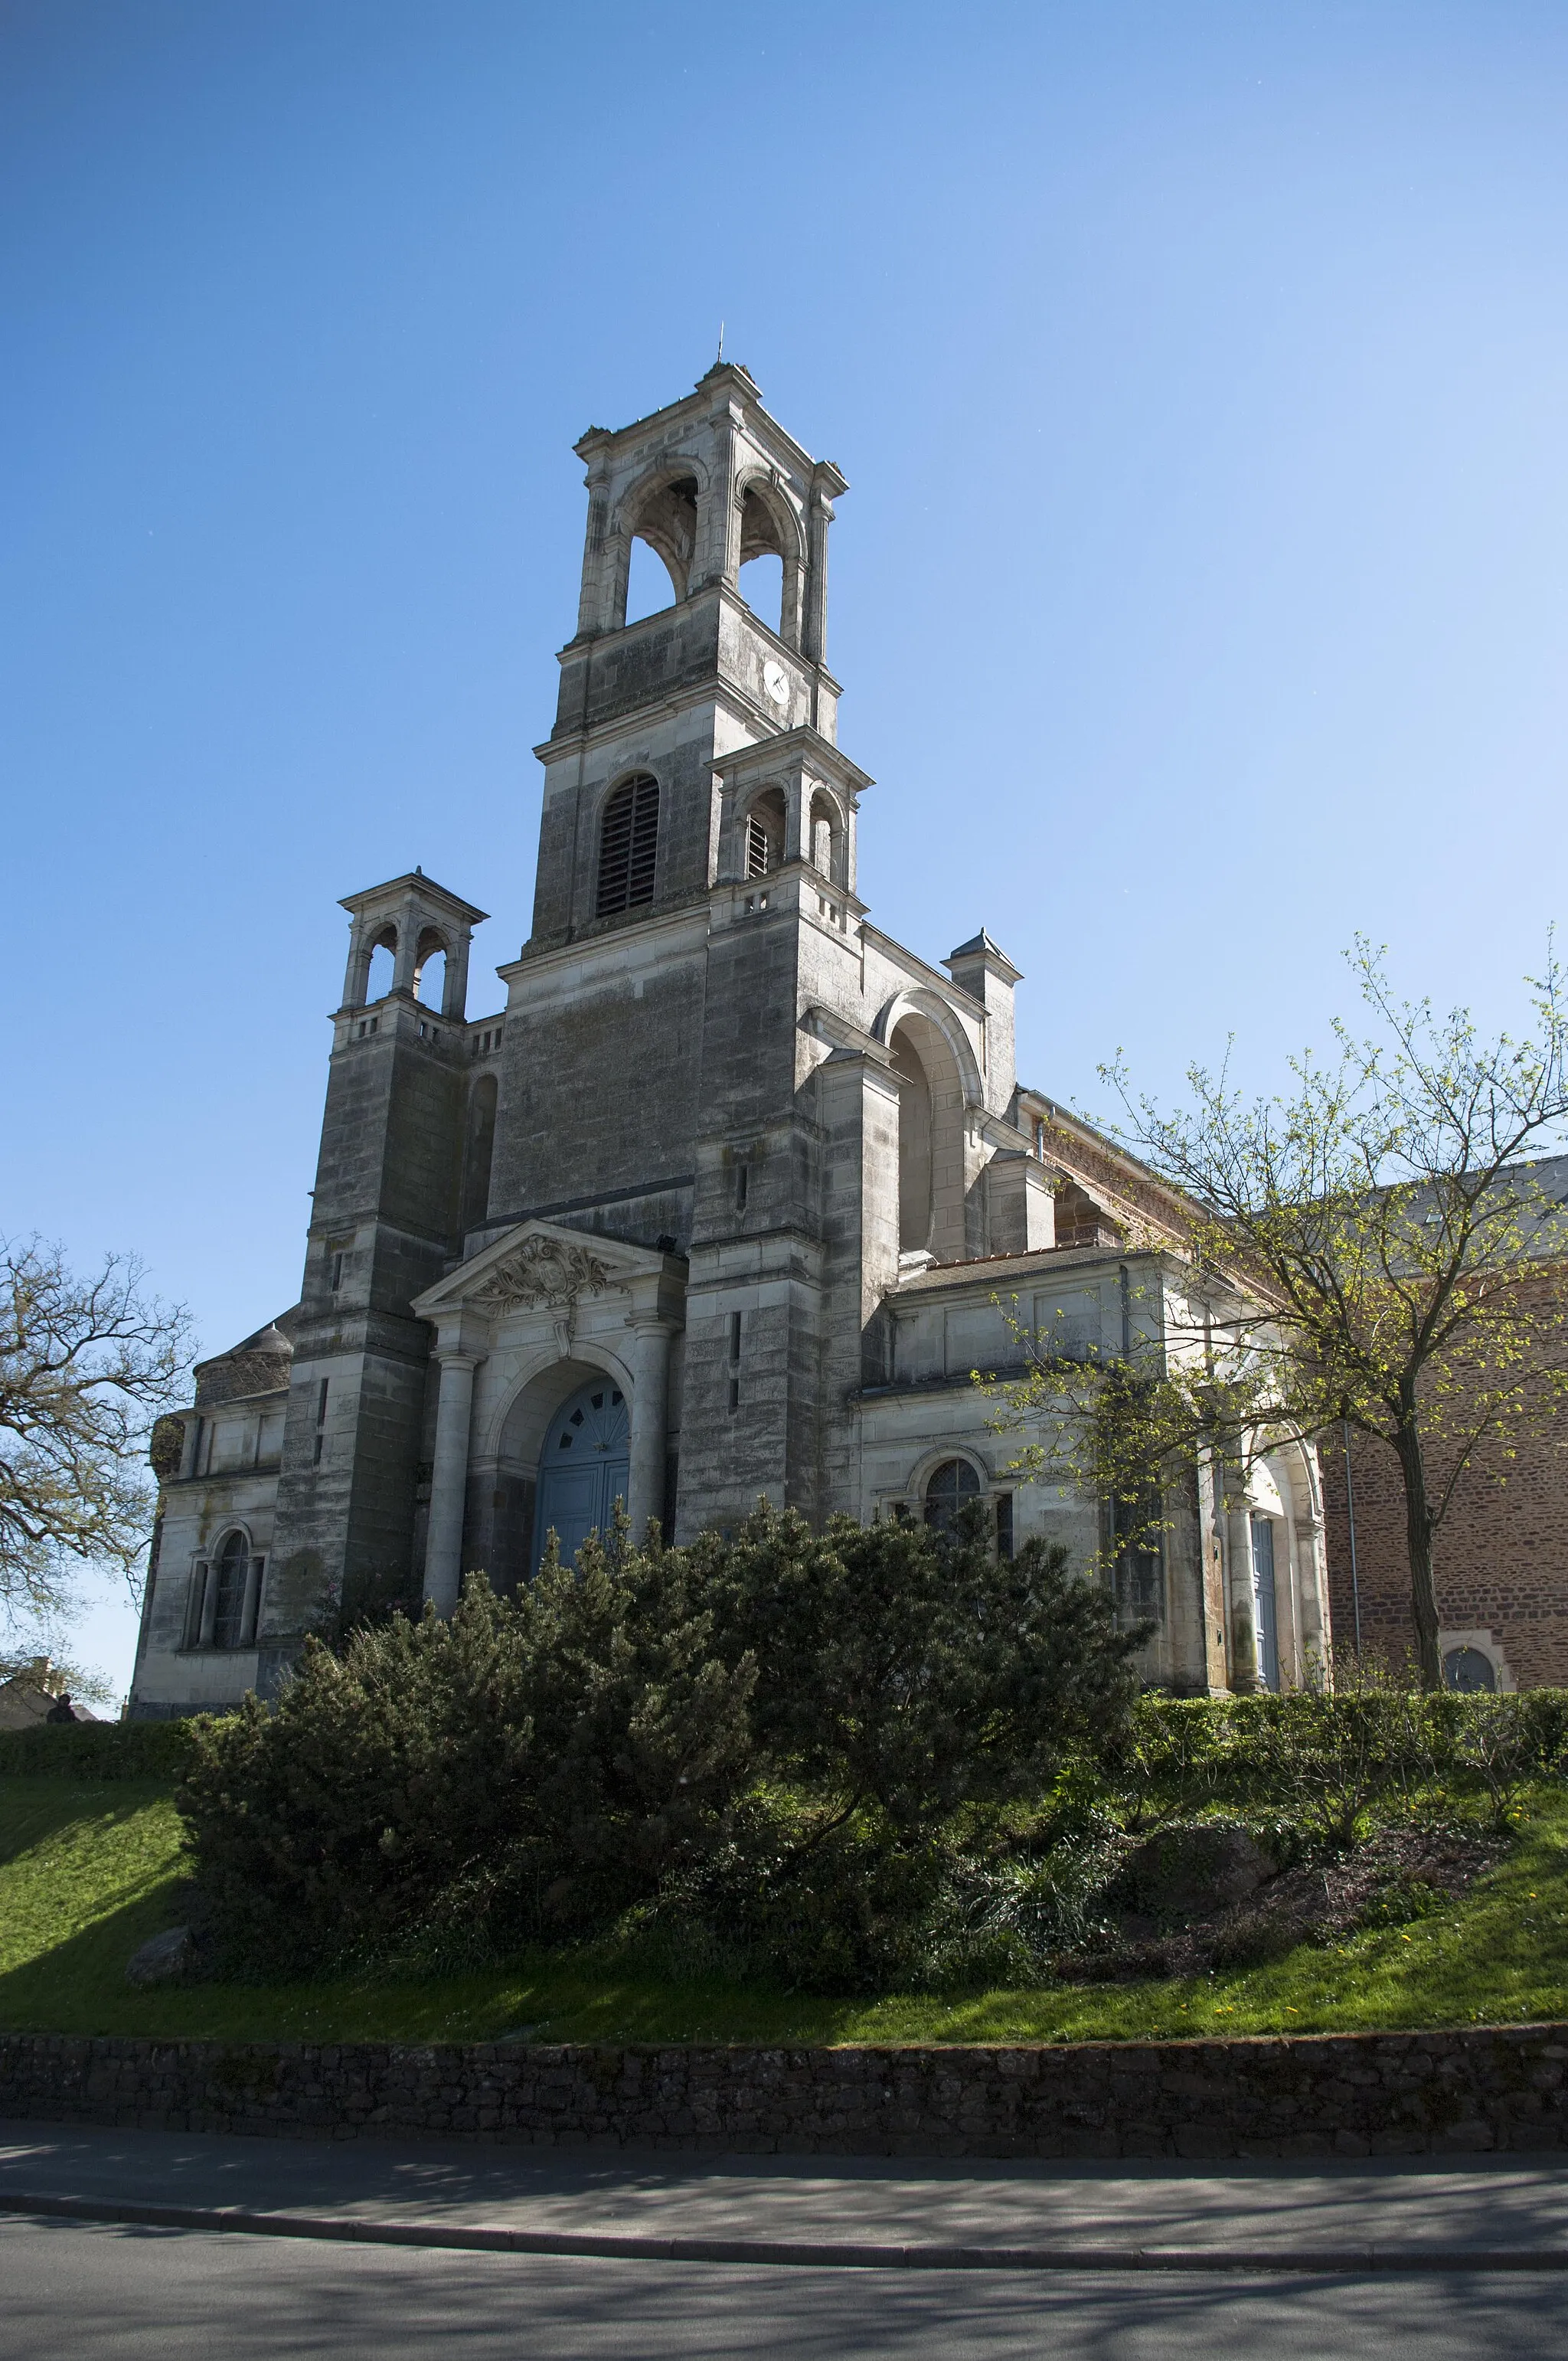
[413,927,449,1013]
[620,472,700,624]
[365,925,397,1003]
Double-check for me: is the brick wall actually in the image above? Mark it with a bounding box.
[4,2027,1567,2159]
[1321,1269,1568,1686]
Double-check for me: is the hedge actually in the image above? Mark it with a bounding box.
[0,1718,207,1782]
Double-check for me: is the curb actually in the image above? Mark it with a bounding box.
[4,2188,1568,2273]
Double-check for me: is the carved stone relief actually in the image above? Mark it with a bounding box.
[472,1236,626,1336]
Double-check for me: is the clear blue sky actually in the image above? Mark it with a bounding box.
[5,1,1567,1696]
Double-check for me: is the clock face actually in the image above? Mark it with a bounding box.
[763,659,789,708]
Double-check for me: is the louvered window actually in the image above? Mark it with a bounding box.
[596,774,660,916]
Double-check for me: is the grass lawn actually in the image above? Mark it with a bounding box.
[2,1774,1566,2047]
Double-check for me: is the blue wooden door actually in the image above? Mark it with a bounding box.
[1250,1512,1280,1691]
[533,1379,630,1573]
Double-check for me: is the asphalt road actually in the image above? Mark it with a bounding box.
[5,2216,1567,2359]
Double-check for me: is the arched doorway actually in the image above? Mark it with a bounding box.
[531,1376,629,1572]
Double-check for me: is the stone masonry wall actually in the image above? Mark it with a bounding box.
[4,2027,1567,2159]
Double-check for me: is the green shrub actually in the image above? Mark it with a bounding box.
[0,1717,201,1782]
[179,1535,756,1974]
[180,1503,1145,1984]
[697,1499,1143,1836]
[1095,1686,1568,1852]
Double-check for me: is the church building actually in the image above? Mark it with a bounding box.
[129,365,1331,1718]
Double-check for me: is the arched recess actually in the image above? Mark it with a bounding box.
[879,993,980,1264]
[475,1348,636,1594]
[734,472,806,647]
[610,458,709,626]
[889,1025,933,1254]
[461,1074,498,1234]
[808,785,847,887]
[872,986,985,1107]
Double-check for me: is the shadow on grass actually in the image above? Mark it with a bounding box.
[0,1780,173,1870]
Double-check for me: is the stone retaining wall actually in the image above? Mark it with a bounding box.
[3,2026,1568,2158]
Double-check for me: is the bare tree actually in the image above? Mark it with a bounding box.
[0,1237,193,1630]
[1028,942,1568,1689]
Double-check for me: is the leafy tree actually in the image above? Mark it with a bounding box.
[0,1650,116,1707]
[994,943,1568,1688]
[0,1236,191,1632]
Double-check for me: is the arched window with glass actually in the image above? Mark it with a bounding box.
[923,1457,982,1535]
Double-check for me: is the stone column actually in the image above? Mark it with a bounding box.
[784,770,807,865]
[391,913,420,998]
[423,1352,484,1617]
[1226,1503,1261,1692]
[442,930,472,1021]
[197,1561,220,1649]
[576,459,613,636]
[239,1555,263,1648]
[1295,1515,1328,1677]
[626,1317,674,1540]
[804,477,835,664]
[341,922,371,1011]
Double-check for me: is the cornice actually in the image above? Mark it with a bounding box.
[858,924,987,1020]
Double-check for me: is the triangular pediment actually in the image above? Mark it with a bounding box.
[410,1220,671,1321]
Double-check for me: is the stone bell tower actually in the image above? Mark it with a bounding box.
[522,360,851,953]
[472,362,875,1542]
[257,868,488,1679]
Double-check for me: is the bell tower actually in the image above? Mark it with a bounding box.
[525,362,851,951]
[258,868,489,1682]
[482,365,877,1542]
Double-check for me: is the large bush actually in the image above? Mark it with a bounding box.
[696,1501,1142,1835]
[179,1503,1144,1979]
[178,1534,756,1972]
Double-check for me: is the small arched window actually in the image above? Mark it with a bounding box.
[1444,1646,1497,1693]
[596,774,660,917]
[212,1530,250,1650]
[924,1457,982,1533]
[745,788,786,878]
